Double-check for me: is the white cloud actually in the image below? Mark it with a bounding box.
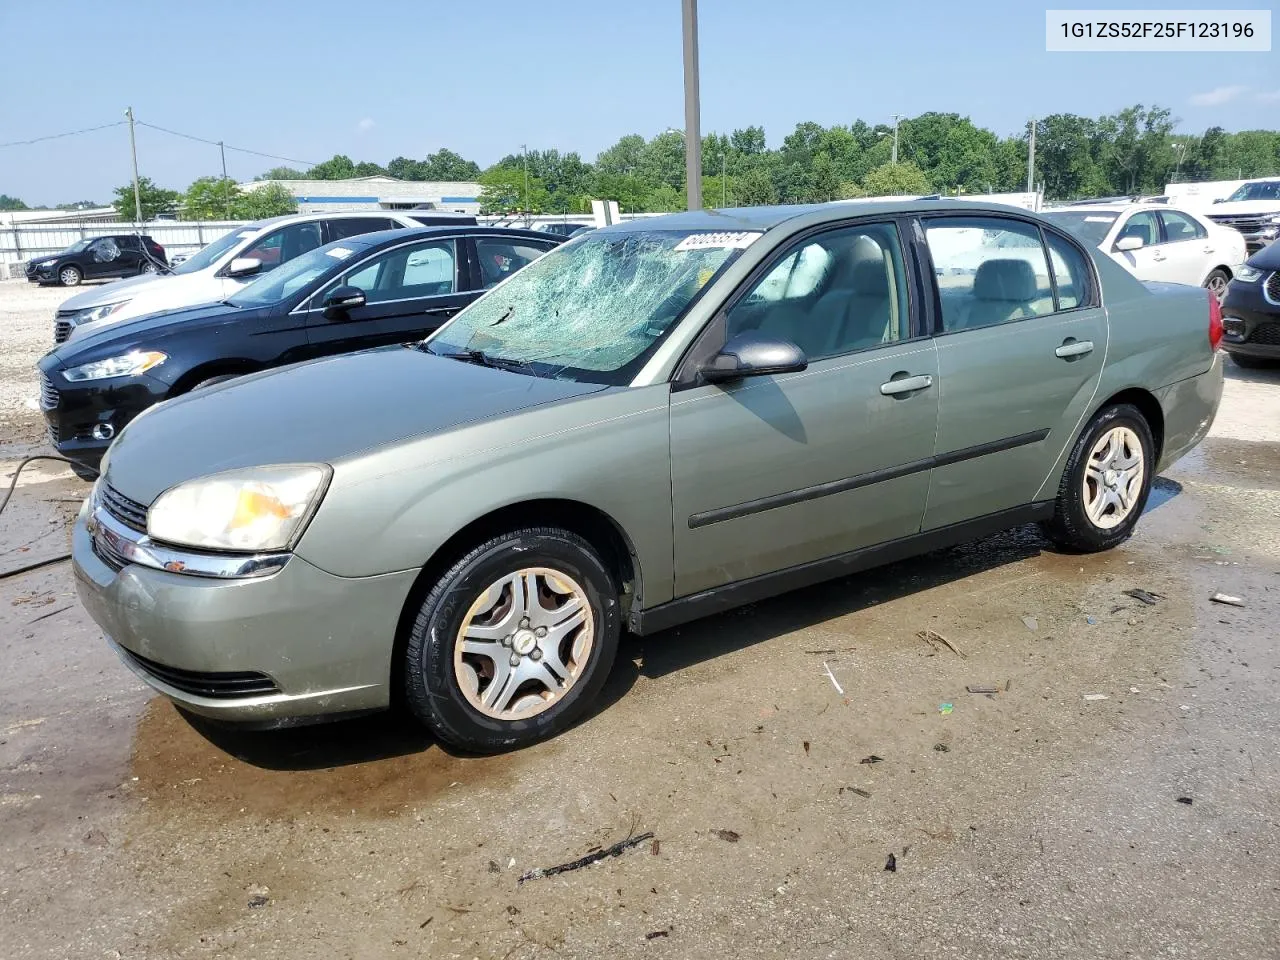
[1256,89,1280,103]
[1189,85,1249,107]
[356,117,376,133]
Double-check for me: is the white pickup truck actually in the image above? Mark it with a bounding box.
[1203,178,1280,254]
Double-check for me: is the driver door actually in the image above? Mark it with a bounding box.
[669,220,939,597]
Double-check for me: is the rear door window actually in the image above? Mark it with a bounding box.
[1158,210,1206,243]
[327,217,399,241]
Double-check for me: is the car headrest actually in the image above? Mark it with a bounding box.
[973,259,1037,302]
[850,260,889,297]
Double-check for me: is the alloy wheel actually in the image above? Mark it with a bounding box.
[453,567,594,720]
[59,267,81,286]
[1082,426,1145,530]
[1206,273,1228,303]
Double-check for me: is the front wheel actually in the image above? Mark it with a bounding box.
[402,527,621,753]
[1203,268,1230,304]
[59,265,82,287]
[1041,403,1155,553]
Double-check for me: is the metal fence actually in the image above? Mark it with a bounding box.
[0,220,243,273]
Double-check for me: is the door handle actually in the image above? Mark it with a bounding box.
[1055,339,1094,359]
[1151,252,1166,261]
[1203,246,1215,254]
[880,374,933,396]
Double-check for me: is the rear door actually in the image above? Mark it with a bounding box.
[669,219,939,597]
[919,214,1106,529]
[1156,209,1212,284]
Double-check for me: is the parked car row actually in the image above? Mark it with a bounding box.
[51,199,1224,753]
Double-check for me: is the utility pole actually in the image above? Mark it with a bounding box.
[890,114,903,164]
[682,0,702,210]
[521,143,529,223]
[1026,117,1037,193]
[126,106,143,225]
[722,150,727,207]
[219,140,229,220]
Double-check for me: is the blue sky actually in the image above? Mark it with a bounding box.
[2,0,1276,206]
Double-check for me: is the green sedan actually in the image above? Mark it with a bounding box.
[72,200,1224,753]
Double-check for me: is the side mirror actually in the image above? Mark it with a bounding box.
[1115,235,1144,252]
[322,285,367,320]
[700,331,808,384]
[1212,198,1224,204]
[226,256,263,278]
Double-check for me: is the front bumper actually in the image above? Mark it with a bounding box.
[1221,276,1280,359]
[71,502,419,724]
[36,359,168,467]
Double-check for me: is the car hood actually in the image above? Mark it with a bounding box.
[28,256,61,267]
[105,347,610,504]
[58,271,169,310]
[1245,241,1280,271]
[45,302,241,366]
[1208,200,1280,215]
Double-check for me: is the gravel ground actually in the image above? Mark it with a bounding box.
[1,276,1278,959]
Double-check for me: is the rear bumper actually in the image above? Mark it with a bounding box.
[71,503,419,724]
[1154,352,1224,473]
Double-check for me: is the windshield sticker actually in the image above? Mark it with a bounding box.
[674,231,761,252]
[1084,216,1113,222]
[325,246,355,259]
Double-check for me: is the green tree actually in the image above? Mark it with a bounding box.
[644,183,684,212]
[307,154,358,180]
[232,183,297,219]
[254,166,305,181]
[421,149,481,180]
[730,126,767,156]
[111,176,181,222]
[352,161,388,177]
[477,167,549,214]
[595,134,647,178]
[861,161,932,196]
[0,194,28,211]
[182,177,241,220]
[730,167,778,206]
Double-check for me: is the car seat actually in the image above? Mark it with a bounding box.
[962,259,1038,329]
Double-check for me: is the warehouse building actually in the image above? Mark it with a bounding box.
[239,175,481,215]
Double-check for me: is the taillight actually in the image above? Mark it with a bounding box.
[1207,288,1223,351]
[154,243,165,255]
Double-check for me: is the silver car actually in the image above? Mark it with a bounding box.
[72,201,1223,753]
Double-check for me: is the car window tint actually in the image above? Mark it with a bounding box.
[243,223,323,270]
[475,238,556,289]
[1045,232,1091,310]
[727,222,909,360]
[344,239,456,303]
[1159,210,1205,242]
[1115,211,1160,248]
[924,217,1054,332]
[328,217,397,241]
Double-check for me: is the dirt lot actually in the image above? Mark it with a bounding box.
[2,279,1279,959]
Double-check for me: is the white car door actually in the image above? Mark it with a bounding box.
[1112,210,1181,283]
[1156,209,1213,285]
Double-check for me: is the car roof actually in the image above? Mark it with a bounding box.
[596,200,1059,237]
[341,225,561,249]
[241,210,472,232]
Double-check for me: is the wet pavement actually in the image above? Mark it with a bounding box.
[2,361,1278,959]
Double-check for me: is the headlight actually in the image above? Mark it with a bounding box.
[1235,265,1263,282]
[77,300,131,324]
[64,350,167,381]
[147,464,330,552]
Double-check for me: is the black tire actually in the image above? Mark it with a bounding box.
[58,265,82,287]
[403,527,621,753]
[139,261,158,275]
[1041,403,1155,553]
[1203,267,1230,304]
[1229,353,1275,370]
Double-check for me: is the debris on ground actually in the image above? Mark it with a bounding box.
[1086,616,1098,625]
[802,741,810,754]
[918,629,965,658]
[839,786,871,799]
[712,830,741,843]
[487,860,500,873]
[651,840,660,856]
[518,831,655,883]
[1176,796,1194,806]
[1124,588,1162,605]
[965,684,999,695]
[1130,686,1140,693]
[1209,592,1245,607]
[1021,616,1038,631]
[645,929,671,940]
[933,743,950,753]
[860,755,884,765]
[884,852,897,872]
[247,894,269,909]
[938,703,954,715]
[1082,693,1109,701]
[822,661,844,695]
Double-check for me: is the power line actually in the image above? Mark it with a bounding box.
[134,120,318,168]
[0,120,127,148]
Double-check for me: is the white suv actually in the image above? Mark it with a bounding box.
[52,210,475,343]
[1043,201,1247,302]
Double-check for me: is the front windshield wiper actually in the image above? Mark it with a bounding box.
[419,343,539,376]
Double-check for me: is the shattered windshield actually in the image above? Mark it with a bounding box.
[427,229,756,385]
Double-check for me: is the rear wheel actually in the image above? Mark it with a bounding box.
[59,265,82,287]
[1203,268,1230,304]
[139,261,158,275]
[402,527,621,753]
[1041,403,1154,553]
